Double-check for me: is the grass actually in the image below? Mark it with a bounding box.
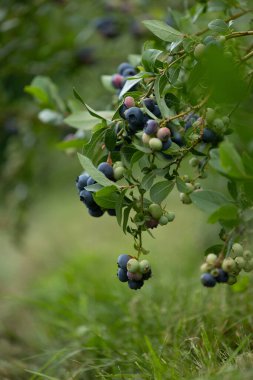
[1,184,253,380]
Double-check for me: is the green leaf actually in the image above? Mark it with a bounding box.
[56,138,87,150]
[142,49,163,72]
[25,76,65,112]
[130,151,145,168]
[154,76,171,118]
[64,111,102,130]
[142,20,183,42]
[150,181,175,203]
[94,186,119,208]
[82,128,106,161]
[190,190,232,214]
[101,75,115,93]
[205,244,223,256]
[132,143,152,154]
[84,183,103,192]
[121,146,138,168]
[208,19,228,33]
[219,140,248,179]
[115,190,127,226]
[85,103,113,121]
[105,128,117,151]
[119,77,142,99]
[123,206,132,234]
[73,87,85,106]
[78,154,118,188]
[141,172,156,191]
[208,204,238,224]
[176,177,189,193]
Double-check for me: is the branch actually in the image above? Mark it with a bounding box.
[167,95,210,122]
[225,31,253,40]
[241,50,253,61]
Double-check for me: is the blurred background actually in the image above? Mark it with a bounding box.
[1,1,253,379]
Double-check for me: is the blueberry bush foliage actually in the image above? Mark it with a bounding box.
[29,0,253,290]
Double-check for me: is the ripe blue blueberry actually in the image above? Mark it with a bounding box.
[185,114,198,130]
[117,268,128,282]
[107,209,116,216]
[117,254,131,269]
[153,105,162,118]
[202,128,218,144]
[200,273,216,287]
[128,279,144,290]
[88,207,104,217]
[125,107,144,129]
[143,98,155,112]
[97,162,114,180]
[171,131,184,146]
[87,176,96,186]
[118,62,134,75]
[144,120,159,135]
[162,139,172,150]
[215,269,228,283]
[76,173,89,191]
[122,67,136,77]
[79,189,95,208]
[143,269,152,280]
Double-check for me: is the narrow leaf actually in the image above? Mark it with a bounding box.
[142,20,183,42]
[150,181,175,203]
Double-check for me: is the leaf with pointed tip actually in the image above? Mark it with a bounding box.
[150,181,174,203]
[142,20,183,42]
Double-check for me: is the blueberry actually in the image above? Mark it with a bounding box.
[144,120,159,135]
[97,162,114,180]
[143,98,155,112]
[117,268,128,282]
[79,189,95,208]
[143,269,152,280]
[162,139,172,150]
[171,132,184,146]
[122,68,136,77]
[125,107,144,129]
[185,114,199,130]
[112,74,124,89]
[202,128,218,144]
[117,254,131,269]
[200,273,216,287]
[95,17,119,39]
[146,218,159,229]
[153,105,162,118]
[128,280,144,290]
[88,207,104,217]
[118,62,134,75]
[157,127,171,141]
[76,173,89,191]
[215,269,229,283]
[127,271,143,281]
[87,176,96,186]
[107,209,116,216]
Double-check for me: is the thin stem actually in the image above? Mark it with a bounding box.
[196,9,253,36]
[166,94,210,123]
[225,31,253,40]
[241,50,253,61]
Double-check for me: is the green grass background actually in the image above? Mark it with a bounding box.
[1,156,253,380]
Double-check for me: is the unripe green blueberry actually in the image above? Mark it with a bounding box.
[179,192,192,204]
[213,118,225,133]
[149,137,163,151]
[185,182,195,194]
[227,275,237,285]
[139,259,151,274]
[231,243,244,258]
[142,132,151,145]
[194,182,201,190]
[165,211,175,222]
[243,250,253,261]
[182,175,190,183]
[159,215,168,226]
[189,157,199,167]
[199,172,208,179]
[211,268,219,277]
[206,108,216,123]
[200,263,211,273]
[113,161,123,169]
[222,258,236,273]
[234,256,245,269]
[149,203,163,220]
[194,43,206,59]
[206,253,217,266]
[218,35,226,44]
[248,258,253,270]
[231,267,241,276]
[127,258,140,273]
[222,116,230,126]
[114,166,126,180]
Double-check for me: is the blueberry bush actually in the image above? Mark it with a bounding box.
[29,0,253,290]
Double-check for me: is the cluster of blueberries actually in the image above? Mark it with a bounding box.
[200,244,253,288]
[76,162,116,217]
[117,254,152,290]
